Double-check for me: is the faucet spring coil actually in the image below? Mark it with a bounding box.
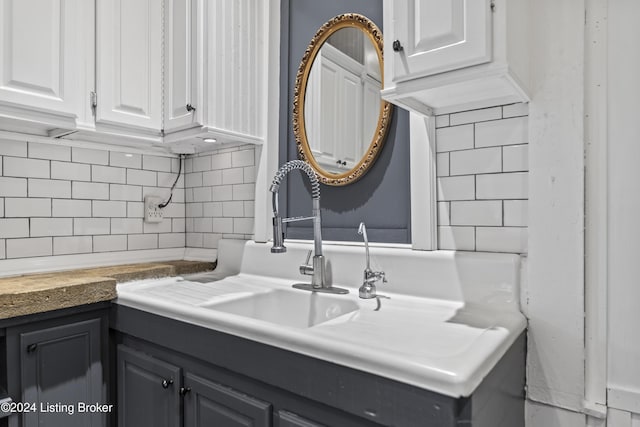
[270,160,320,199]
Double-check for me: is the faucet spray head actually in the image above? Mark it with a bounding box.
[271,216,286,253]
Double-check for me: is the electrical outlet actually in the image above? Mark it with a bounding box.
[145,196,164,223]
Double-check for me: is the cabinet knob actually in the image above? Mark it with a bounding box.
[392,40,403,52]
[186,104,195,112]
[179,387,192,396]
[26,343,38,353]
[161,379,174,389]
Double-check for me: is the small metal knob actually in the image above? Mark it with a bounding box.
[186,104,195,112]
[161,379,174,389]
[26,343,38,353]
[179,387,192,396]
[392,40,403,52]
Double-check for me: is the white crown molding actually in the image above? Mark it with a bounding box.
[0,248,187,278]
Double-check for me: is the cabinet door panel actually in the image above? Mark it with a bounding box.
[20,319,103,427]
[97,0,162,131]
[184,372,271,427]
[0,0,89,117]
[117,345,181,427]
[392,0,492,80]
[275,410,326,427]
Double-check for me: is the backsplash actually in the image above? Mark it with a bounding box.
[435,103,528,254]
[184,145,256,251]
[0,139,184,260]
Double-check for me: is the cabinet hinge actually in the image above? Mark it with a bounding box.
[90,91,97,110]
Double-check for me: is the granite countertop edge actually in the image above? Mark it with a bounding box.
[0,260,215,320]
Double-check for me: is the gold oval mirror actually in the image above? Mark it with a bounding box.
[293,13,393,186]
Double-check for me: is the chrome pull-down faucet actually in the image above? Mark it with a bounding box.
[269,160,348,295]
[357,222,387,299]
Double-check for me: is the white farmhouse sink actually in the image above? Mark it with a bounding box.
[200,289,359,328]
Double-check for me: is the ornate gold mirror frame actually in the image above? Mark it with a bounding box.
[293,13,394,186]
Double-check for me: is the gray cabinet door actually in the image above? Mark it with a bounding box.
[275,410,326,427]
[117,345,181,427]
[183,372,272,427]
[19,318,103,427]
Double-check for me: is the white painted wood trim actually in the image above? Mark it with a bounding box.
[608,387,640,415]
[254,0,280,243]
[409,112,437,250]
[584,0,609,411]
[607,408,632,427]
[0,249,186,278]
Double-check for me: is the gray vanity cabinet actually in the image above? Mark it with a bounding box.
[274,411,326,427]
[183,372,271,427]
[116,346,181,427]
[3,305,110,427]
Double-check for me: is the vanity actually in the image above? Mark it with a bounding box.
[114,240,527,427]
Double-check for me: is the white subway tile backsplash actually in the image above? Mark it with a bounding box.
[435,115,450,128]
[243,201,254,218]
[127,202,145,218]
[186,233,203,247]
[0,139,27,157]
[211,153,232,169]
[437,176,475,201]
[0,198,3,217]
[51,161,91,181]
[192,187,212,202]
[436,125,474,152]
[7,237,52,258]
[157,171,184,188]
[212,218,234,234]
[203,233,223,249]
[192,155,212,172]
[450,147,502,176]
[202,170,222,186]
[243,166,256,183]
[232,150,254,167]
[0,177,27,196]
[172,218,186,233]
[0,219,29,238]
[28,142,70,161]
[223,201,244,217]
[476,227,527,253]
[194,218,213,233]
[159,233,185,248]
[232,184,254,201]
[212,185,233,201]
[450,107,501,126]
[203,202,223,217]
[53,236,92,255]
[143,221,172,234]
[436,153,449,177]
[0,239,4,259]
[504,200,528,226]
[438,226,475,251]
[93,235,127,252]
[451,201,502,226]
[74,218,110,235]
[52,200,92,217]
[222,168,244,185]
[4,157,49,178]
[128,234,158,250]
[437,202,450,226]
[475,117,528,147]
[127,169,156,186]
[30,218,73,237]
[110,152,141,169]
[476,172,528,200]
[143,155,172,172]
[185,172,203,188]
[110,184,141,201]
[5,198,50,217]
[72,147,109,165]
[92,201,127,218]
[186,203,203,218]
[28,178,71,198]
[234,218,254,234]
[502,103,528,118]
[111,218,143,235]
[92,165,126,184]
[502,144,529,172]
[72,182,109,200]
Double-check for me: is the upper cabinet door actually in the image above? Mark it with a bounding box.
[0,0,92,121]
[163,0,197,133]
[391,0,492,81]
[97,0,162,131]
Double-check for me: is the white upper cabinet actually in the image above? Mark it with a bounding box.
[96,0,163,132]
[0,0,94,130]
[383,0,530,115]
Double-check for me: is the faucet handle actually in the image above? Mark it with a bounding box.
[303,250,312,265]
[300,250,314,276]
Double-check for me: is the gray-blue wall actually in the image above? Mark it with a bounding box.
[279,0,411,243]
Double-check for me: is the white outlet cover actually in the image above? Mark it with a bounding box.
[145,196,164,223]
